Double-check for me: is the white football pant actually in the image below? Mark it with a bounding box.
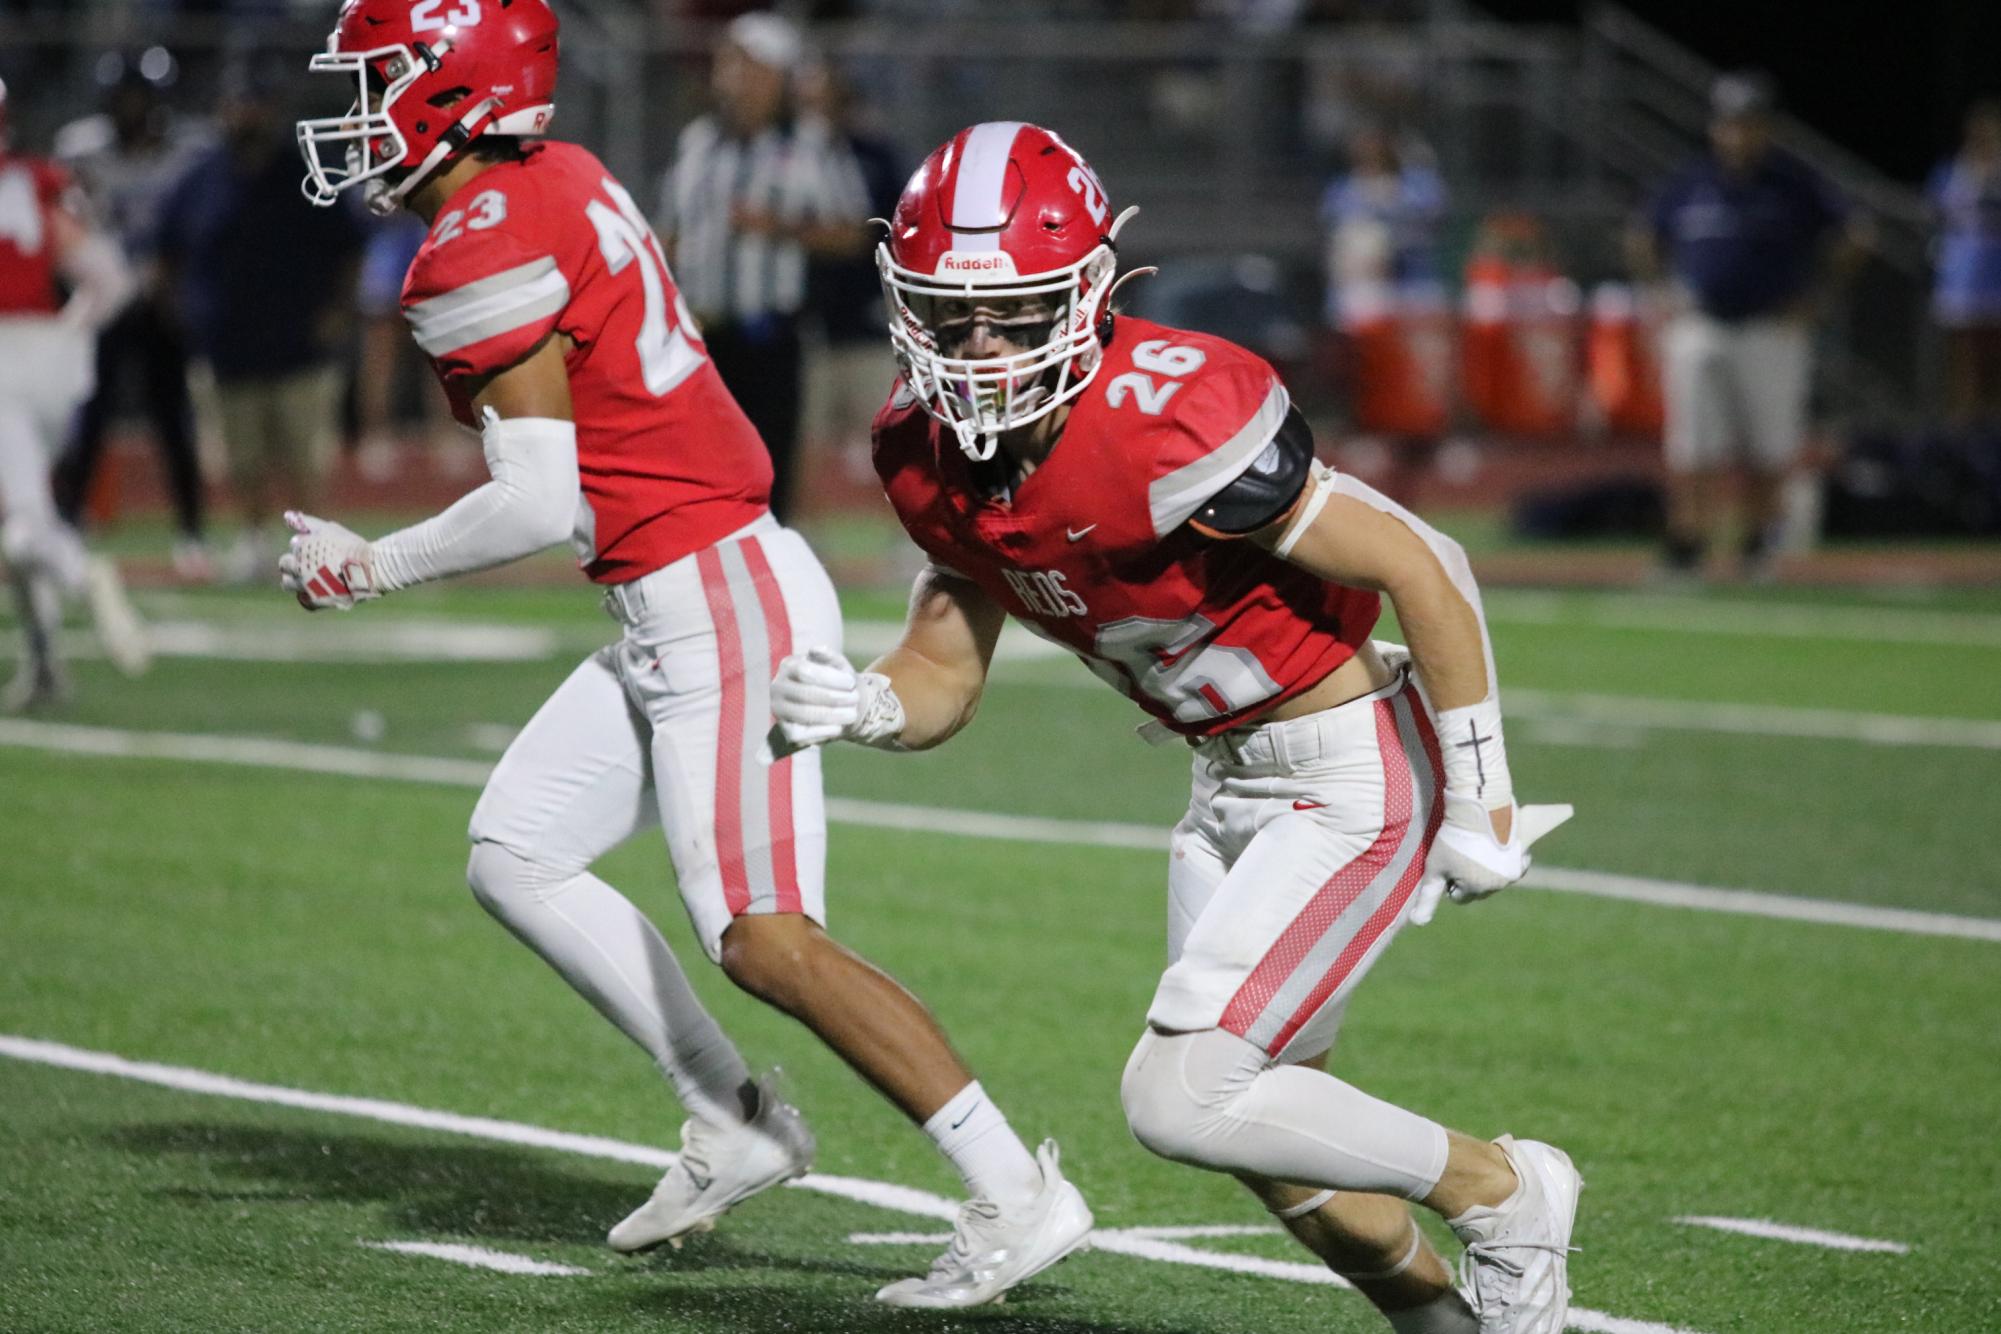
[465,515,838,1125]
[1121,664,1451,1200]
[0,318,94,595]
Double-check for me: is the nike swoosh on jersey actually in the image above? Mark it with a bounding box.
[1292,800,1327,811]
[1066,525,1098,542]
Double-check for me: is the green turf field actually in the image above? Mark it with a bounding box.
[3,546,1999,1333]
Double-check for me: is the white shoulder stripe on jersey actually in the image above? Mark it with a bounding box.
[407,257,571,358]
[947,121,1027,254]
[1147,380,1292,537]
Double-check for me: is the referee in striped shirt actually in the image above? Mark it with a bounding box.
[658,13,870,520]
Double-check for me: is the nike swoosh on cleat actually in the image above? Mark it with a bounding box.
[1291,800,1327,811]
[1066,525,1097,542]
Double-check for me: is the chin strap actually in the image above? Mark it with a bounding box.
[954,418,998,461]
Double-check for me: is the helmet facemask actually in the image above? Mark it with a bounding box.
[880,242,1118,461]
[297,44,424,214]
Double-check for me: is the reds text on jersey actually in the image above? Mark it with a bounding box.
[0,155,75,317]
[401,141,771,583]
[873,316,1380,737]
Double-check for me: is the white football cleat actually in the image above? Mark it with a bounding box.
[84,556,150,677]
[1451,1136,1582,1334]
[607,1088,814,1254]
[875,1139,1093,1309]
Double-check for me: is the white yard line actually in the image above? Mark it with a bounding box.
[1504,690,2001,752]
[3,719,1998,945]
[1110,1224,1285,1240]
[361,1240,592,1276]
[869,623,2001,753]
[1673,1217,1911,1254]
[0,1034,1704,1334]
[3,619,559,664]
[1524,869,2001,944]
[1481,591,2001,650]
[18,606,1998,750]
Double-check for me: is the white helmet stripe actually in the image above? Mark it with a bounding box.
[947,121,1026,252]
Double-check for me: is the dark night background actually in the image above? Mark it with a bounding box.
[1481,0,2001,183]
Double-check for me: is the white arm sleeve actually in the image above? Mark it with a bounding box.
[370,410,579,592]
[1286,466,1513,808]
[57,232,134,332]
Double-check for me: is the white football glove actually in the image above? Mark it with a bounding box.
[767,646,905,759]
[278,510,381,612]
[1409,795,1573,926]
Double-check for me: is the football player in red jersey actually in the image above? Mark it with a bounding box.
[286,7,1089,1300]
[773,122,1581,1334]
[0,78,149,711]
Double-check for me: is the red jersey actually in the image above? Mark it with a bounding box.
[0,154,75,317]
[401,141,770,584]
[873,317,1380,738]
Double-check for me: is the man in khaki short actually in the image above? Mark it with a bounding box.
[154,59,362,580]
[1636,73,1865,581]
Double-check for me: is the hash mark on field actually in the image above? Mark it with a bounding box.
[4,719,1999,944]
[1674,1216,1911,1254]
[361,1240,592,1275]
[0,1035,1710,1334]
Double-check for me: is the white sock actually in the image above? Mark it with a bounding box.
[924,1081,1040,1208]
[1386,1290,1478,1334]
[467,842,754,1129]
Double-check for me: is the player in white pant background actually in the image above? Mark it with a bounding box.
[773,122,1582,1334]
[0,79,150,711]
[285,1,1089,1306]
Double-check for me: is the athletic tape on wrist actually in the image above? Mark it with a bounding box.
[849,671,908,750]
[1436,697,1513,810]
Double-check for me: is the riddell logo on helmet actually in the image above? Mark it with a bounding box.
[938,252,1018,277]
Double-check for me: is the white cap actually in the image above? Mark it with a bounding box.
[726,12,805,73]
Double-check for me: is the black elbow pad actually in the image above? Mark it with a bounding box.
[1187,405,1316,539]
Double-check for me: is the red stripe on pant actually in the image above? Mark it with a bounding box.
[696,546,751,914]
[738,537,801,914]
[1217,692,1413,1049]
[1264,693,1444,1055]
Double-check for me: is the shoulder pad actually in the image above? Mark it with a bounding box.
[1186,404,1315,539]
[1135,347,1289,540]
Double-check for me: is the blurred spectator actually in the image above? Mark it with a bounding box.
[1321,131,1451,501]
[153,59,363,580]
[1637,72,1863,580]
[656,12,870,521]
[1321,126,1446,326]
[1928,100,2001,429]
[798,58,904,485]
[52,50,215,580]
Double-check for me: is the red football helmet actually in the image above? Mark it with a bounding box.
[879,122,1139,459]
[297,0,559,214]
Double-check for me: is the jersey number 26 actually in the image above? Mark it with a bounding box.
[1106,339,1206,416]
